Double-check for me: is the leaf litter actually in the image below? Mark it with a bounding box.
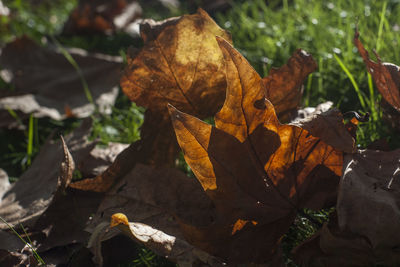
[1,7,400,267]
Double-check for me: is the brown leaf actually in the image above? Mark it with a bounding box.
[86,163,219,265]
[0,37,121,126]
[0,121,93,229]
[168,38,344,263]
[291,108,356,153]
[354,30,400,111]
[110,213,226,266]
[263,49,317,122]
[293,149,400,266]
[58,135,75,192]
[120,8,232,118]
[62,0,142,35]
[33,188,103,252]
[70,110,179,192]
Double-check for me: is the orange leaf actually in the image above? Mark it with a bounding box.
[263,49,317,122]
[121,8,232,118]
[169,38,344,263]
[354,30,400,111]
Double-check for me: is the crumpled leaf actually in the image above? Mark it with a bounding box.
[110,213,226,266]
[263,49,317,122]
[86,163,219,266]
[354,30,400,112]
[70,110,180,192]
[120,8,232,118]
[293,149,400,266]
[0,119,116,229]
[0,37,121,127]
[168,37,344,263]
[291,108,356,153]
[0,121,93,229]
[0,120,121,263]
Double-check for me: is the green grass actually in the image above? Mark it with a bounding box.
[216,0,400,147]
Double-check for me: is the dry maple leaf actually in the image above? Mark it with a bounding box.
[263,48,317,122]
[120,8,232,118]
[76,9,233,193]
[354,30,400,112]
[168,37,344,263]
[293,149,400,266]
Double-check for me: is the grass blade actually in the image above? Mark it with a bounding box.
[334,53,366,110]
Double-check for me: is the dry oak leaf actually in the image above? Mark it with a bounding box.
[120,8,232,118]
[293,149,400,266]
[168,37,344,263]
[263,48,317,122]
[354,30,400,112]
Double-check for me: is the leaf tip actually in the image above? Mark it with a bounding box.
[167,103,184,122]
[215,36,231,50]
[110,213,129,227]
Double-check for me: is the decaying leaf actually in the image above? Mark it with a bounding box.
[263,49,317,122]
[291,108,356,153]
[168,37,345,263]
[293,149,400,266]
[0,122,90,229]
[0,37,121,127]
[354,30,400,112]
[86,163,219,265]
[110,213,226,266]
[70,110,179,192]
[120,8,232,118]
[0,119,115,230]
[0,120,125,264]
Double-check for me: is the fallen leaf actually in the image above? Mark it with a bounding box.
[263,49,317,122]
[354,30,400,112]
[291,108,356,153]
[120,8,232,118]
[293,149,400,266]
[0,37,121,127]
[33,188,103,252]
[168,37,344,263]
[0,119,102,229]
[62,0,142,35]
[77,142,129,177]
[110,213,226,266]
[86,163,218,266]
[70,110,179,192]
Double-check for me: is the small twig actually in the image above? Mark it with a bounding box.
[343,111,370,122]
